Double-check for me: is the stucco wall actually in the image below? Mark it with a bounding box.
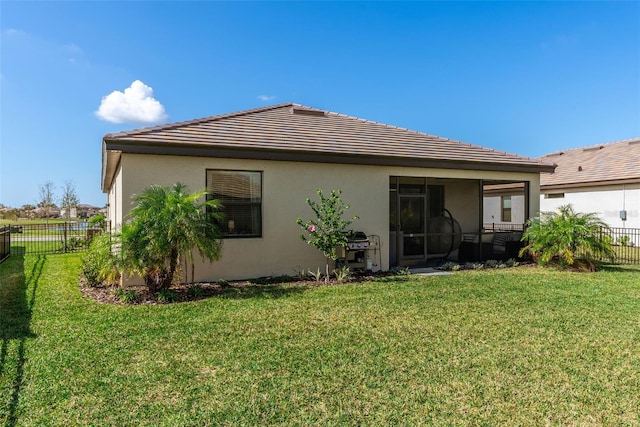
[540,184,640,228]
[440,180,481,233]
[483,194,526,226]
[115,153,541,281]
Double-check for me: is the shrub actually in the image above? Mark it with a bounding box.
[617,235,632,247]
[291,267,306,280]
[440,262,460,271]
[113,288,140,304]
[88,213,106,230]
[187,285,203,298]
[81,233,121,287]
[390,266,411,276]
[156,289,177,303]
[485,259,499,268]
[333,266,351,282]
[505,258,519,268]
[307,267,323,282]
[520,205,614,270]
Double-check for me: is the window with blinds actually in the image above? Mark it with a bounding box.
[206,170,262,238]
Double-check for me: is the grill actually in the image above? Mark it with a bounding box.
[346,231,370,250]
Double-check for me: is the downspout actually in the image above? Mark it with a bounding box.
[478,179,484,231]
[478,179,484,259]
[622,184,626,230]
[524,181,530,224]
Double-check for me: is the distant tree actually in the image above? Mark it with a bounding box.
[0,208,19,221]
[20,204,36,219]
[37,181,57,218]
[60,180,80,219]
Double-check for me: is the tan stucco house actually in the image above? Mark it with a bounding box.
[102,103,555,281]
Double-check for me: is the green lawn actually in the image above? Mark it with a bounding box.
[1,253,639,426]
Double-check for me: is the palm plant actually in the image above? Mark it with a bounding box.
[520,204,614,270]
[121,183,224,292]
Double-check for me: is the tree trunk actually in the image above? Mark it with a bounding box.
[144,273,157,293]
[325,258,330,284]
[184,255,188,284]
[145,267,172,293]
[164,247,178,289]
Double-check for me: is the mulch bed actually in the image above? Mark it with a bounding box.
[79,271,391,305]
[79,262,552,306]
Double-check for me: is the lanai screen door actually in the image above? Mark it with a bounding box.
[389,177,444,267]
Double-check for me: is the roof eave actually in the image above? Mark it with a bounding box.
[101,140,122,193]
[103,139,556,177]
[541,177,640,191]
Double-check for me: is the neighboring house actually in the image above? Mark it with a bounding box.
[482,183,527,230]
[539,138,640,229]
[34,206,60,218]
[60,204,101,218]
[102,103,555,281]
[60,207,77,218]
[77,204,102,218]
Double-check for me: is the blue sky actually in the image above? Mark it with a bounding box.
[1,1,638,208]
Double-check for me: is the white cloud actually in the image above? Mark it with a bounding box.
[4,28,28,37]
[2,28,89,68]
[257,94,276,102]
[96,80,168,124]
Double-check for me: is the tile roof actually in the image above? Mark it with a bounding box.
[102,103,555,191]
[539,138,640,189]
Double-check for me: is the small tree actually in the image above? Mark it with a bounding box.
[520,204,614,270]
[121,183,224,292]
[296,189,358,282]
[37,181,57,218]
[60,180,80,219]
